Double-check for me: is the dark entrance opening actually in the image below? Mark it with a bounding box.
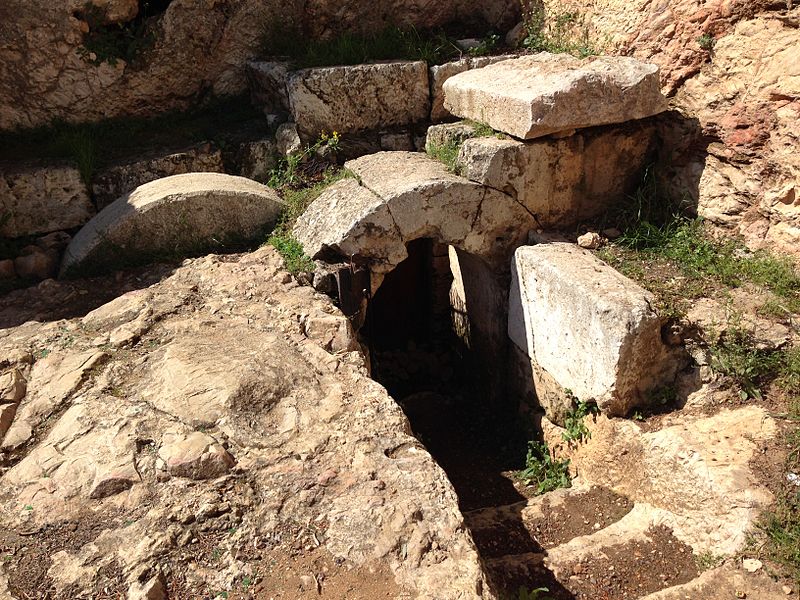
[363,238,529,510]
[362,238,576,598]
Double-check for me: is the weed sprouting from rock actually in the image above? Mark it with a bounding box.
[518,441,571,494]
[562,396,598,443]
[426,140,463,175]
[265,134,354,277]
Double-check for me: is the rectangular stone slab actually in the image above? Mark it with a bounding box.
[443,53,668,139]
[287,61,430,140]
[508,243,679,417]
[0,162,94,237]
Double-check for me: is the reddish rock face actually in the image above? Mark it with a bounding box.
[543,0,800,255]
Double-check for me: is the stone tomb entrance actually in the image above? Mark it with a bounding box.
[362,237,531,512]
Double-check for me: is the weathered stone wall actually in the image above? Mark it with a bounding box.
[0,0,519,131]
[540,0,800,255]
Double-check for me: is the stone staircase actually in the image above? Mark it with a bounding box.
[457,401,787,599]
[465,486,695,598]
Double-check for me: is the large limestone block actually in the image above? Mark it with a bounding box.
[294,177,407,270]
[429,54,515,122]
[509,243,678,416]
[348,152,534,265]
[0,163,94,237]
[60,173,284,276]
[458,123,655,227]
[443,54,668,139]
[287,62,430,139]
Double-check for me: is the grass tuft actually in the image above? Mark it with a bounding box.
[261,23,462,68]
[426,140,463,175]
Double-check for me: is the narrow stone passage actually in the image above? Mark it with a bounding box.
[360,238,579,597]
[363,238,530,511]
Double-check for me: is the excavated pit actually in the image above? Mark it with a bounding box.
[357,238,701,599]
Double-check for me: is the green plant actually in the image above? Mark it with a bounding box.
[710,322,780,400]
[562,397,598,443]
[756,423,800,583]
[464,119,496,138]
[268,131,341,190]
[467,34,500,57]
[426,139,463,174]
[694,551,724,570]
[697,34,715,51]
[521,3,597,57]
[649,385,677,407]
[518,441,571,494]
[510,587,554,600]
[267,232,315,276]
[759,496,800,582]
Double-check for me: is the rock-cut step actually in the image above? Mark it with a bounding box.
[465,485,702,599]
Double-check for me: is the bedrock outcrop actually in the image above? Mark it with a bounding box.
[0,246,487,599]
[538,0,800,255]
[0,0,519,130]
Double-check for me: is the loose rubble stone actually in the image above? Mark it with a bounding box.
[91,142,225,210]
[0,163,94,237]
[443,53,668,139]
[35,231,72,253]
[742,559,763,573]
[287,62,430,139]
[88,464,140,499]
[577,231,602,249]
[13,245,58,280]
[509,243,681,417]
[236,138,278,181]
[276,122,302,156]
[128,573,167,600]
[379,130,415,152]
[159,432,235,480]
[60,173,284,276]
[458,123,655,227]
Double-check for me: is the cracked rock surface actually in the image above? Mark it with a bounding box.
[0,246,486,599]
